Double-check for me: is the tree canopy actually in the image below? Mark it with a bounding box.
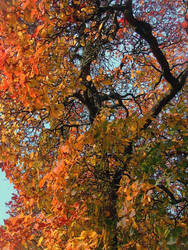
[0,0,187,249]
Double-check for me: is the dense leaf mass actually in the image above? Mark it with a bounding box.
[0,0,187,249]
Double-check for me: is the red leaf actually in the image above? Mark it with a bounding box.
[181,21,188,29]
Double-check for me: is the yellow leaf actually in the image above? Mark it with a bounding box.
[17,31,23,39]
[102,79,111,85]
[80,40,85,46]
[81,7,94,14]
[132,218,138,230]
[37,236,43,247]
[50,105,59,118]
[98,22,103,32]
[73,0,80,4]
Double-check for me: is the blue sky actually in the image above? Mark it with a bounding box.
[0,169,15,225]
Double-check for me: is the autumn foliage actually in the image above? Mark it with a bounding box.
[0,0,187,249]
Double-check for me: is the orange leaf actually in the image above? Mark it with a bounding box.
[86,75,92,81]
[32,24,44,38]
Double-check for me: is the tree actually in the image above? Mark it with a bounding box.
[0,0,187,249]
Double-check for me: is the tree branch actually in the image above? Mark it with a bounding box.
[124,0,180,88]
[157,184,187,204]
[143,66,187,130]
